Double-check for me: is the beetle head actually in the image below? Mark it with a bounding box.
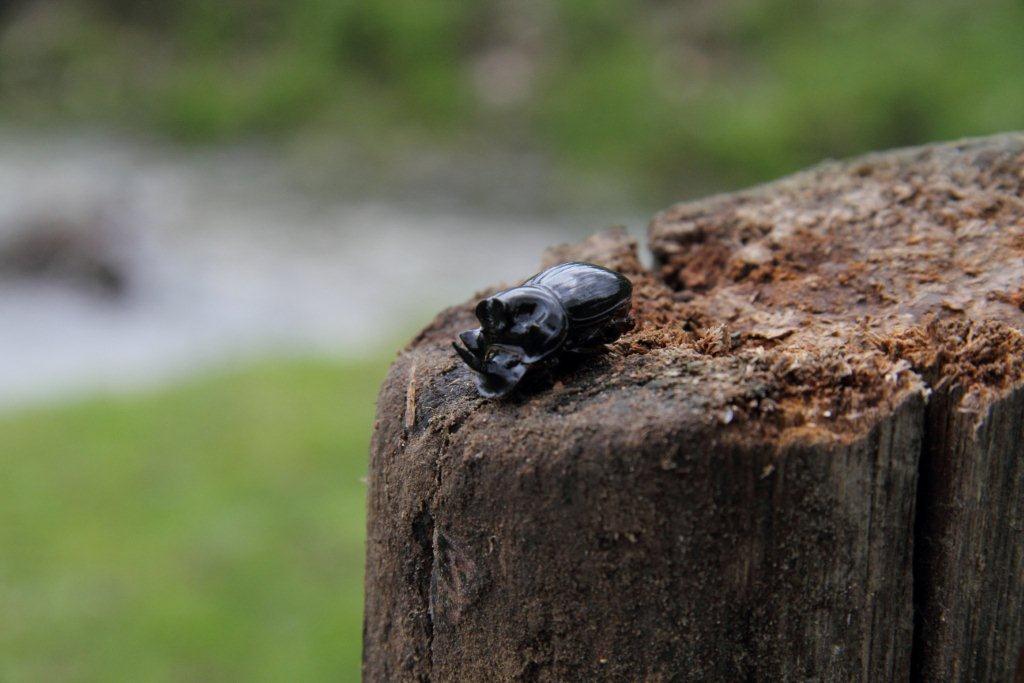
[474,285,567,362]
[453,285,568,398]
[453,332,530,398]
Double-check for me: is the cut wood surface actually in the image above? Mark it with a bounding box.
[363,134,1024,681]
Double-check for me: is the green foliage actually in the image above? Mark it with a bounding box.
[1,0,1023,198]
[0,357,389,681]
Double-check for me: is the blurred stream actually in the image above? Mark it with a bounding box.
[0,132,642,408]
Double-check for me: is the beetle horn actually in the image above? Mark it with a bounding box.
[452,341,484,373]
[476,297,508,332]
[459,328,484,353]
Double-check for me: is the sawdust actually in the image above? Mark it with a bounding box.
[408,135,1024,442]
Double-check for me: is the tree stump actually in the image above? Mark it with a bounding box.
[363,134,1024,681]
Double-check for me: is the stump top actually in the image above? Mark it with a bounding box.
[397,134,1024,456]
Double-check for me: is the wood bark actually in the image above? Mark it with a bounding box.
[363,134,1024,681]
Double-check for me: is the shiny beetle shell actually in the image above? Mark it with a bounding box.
[453,261,633,398]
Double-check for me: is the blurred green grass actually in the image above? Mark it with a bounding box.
[0,357,389,681]
[2,0,1023,200]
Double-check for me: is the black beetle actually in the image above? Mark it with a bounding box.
[453,261,634,398]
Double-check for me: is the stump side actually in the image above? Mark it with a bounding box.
[364,134,1024,681]
[365,355,925,679]
[647,133,1024,679]
[913,383,1024,681]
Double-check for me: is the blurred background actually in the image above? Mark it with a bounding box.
[0,0,1022,678]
